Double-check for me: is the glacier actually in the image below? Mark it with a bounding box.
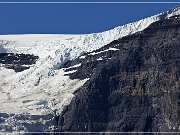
[0,6,179,132]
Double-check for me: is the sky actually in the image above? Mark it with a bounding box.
[0,0,179,34]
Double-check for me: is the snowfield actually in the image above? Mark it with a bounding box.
[0,7,179,119]
[0,67,88,115]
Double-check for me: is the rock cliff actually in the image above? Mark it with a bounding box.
[58,15,180,133]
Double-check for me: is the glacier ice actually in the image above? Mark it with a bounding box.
[0,7,179,132]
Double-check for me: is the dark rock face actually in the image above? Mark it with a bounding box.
[58,16,180,133]
[0,53,39,72]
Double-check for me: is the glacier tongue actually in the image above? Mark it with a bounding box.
[0,7,179,132]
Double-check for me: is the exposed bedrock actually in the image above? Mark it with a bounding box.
[0,53,39,72]
[57,16,180,134]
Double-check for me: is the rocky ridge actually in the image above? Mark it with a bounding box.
[57,15,180,133]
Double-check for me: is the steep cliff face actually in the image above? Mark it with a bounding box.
[0,8,179,133]
[58,15,180,133]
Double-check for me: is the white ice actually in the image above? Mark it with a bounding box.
[0,7,179,116]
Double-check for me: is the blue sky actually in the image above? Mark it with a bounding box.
[0,0,179,34]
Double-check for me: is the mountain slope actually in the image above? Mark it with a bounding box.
[0,7,179,133]
[58,15,180,132]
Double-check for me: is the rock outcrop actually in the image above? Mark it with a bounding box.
[58,15,180,133]
[0,53,38,72]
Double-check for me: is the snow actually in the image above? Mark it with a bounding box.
[65,63,81,69]
[89,48,119,55]
[0,7,179,117]
[97,57,103,61]
[79,55,86,59]
[0,68,88,115]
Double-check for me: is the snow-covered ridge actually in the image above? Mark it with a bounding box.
[0,7,179,117]
[0,7,179,58]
